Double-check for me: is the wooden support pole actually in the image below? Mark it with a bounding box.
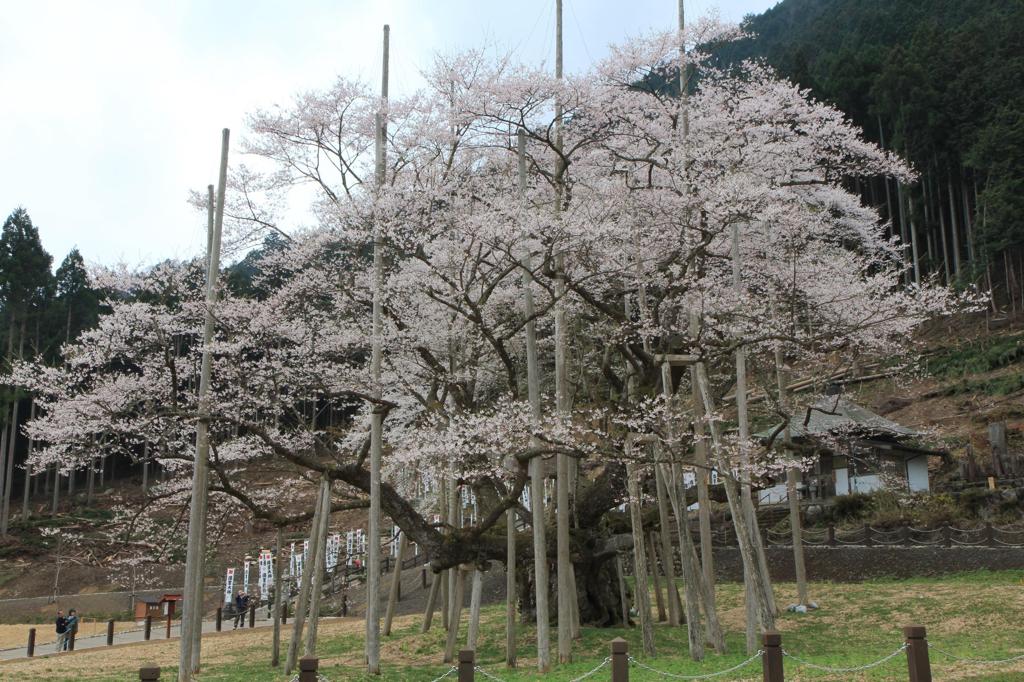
[285,479,328,674]
[365,22,390,676]
[615,554,630,626]
[904,625,932,682]
[444,568,467,663]
[518,126,550,672]
[458,649,475,682]
[421,568,442,633]
[384,531,407,635]
[106,619,115,646]
[304,484,332,656]
[610,638,629,682]
[506,508,517,668]
[466,565,485,650]
[298,656,319,682]
[271,528,283,666]
[647,531,667,622]
[762,631,783,682]
[626,458,655,656]
[26,627,35,657]
[181,140,228,679]
[214,608,221,633]
[145,615,152,640]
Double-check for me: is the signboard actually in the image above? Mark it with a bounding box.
[223,567,235,605]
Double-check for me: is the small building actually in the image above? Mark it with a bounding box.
[755,397,945,503]
[134,593,183,623]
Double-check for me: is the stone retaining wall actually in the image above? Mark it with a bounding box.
[712,546,1024,582]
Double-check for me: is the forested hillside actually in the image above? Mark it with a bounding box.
[714,0,1024,307]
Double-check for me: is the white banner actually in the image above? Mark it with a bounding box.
[258,549,272,596]
[295,552,304,580]
[346,530,355,566]
[243,560,251,593]
[327,533,340,571]
[289,543,296,577]
[224,567,235,605]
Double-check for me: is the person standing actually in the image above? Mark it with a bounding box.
[64,609,79,650]
[233,590,247,629]
[54,609,67,653]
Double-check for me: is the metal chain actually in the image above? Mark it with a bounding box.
[929,644,1024,665]
[427,667,458,682]
[569,656,611,681]
[627,651,763,679]
[783,643,908,673]
[473,665,507,682]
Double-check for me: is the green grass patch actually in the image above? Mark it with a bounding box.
[11,571,1024,681]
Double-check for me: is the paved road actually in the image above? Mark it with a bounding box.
[0,612,276,661]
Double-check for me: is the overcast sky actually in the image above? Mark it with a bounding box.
[0,0,778,268]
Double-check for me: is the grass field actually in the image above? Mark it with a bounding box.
[3,571,1023,681]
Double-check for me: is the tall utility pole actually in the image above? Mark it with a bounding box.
[179,132,228,679]
[551,0,574,665]
[518,129,551,672]
[366,23,389,676]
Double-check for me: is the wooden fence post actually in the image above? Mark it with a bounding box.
[985,522,994,546]
[106,619,115,645]
[904,625,932,682]
[762,631,783,682]
[215,607,222,632]
[144,615,152,640]
[139,664,161,681]
[611,637,629,682]
[298,655,319,682]
[421,565,427,589]
[827,525,836,546]
[864,523,873,547]
[165,611,172,639]
[458,648,475,682]
[249,603,256,628]
[942,525,952,548]
[26,627,35,657]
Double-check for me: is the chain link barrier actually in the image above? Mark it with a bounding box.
[929,644,1024,665]
[782,643,908,673]
[627,651,763,679]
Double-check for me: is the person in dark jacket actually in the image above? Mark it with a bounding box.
[64,609,79,650]
[55,610,68,653]
[233,590,248,629]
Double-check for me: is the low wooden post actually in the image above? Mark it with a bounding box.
[249,603,256,628]
[215,607,222,632]
[942,525,952,548]
[611,638,629,682]
[762,631,783,682]
[458,649,475,682]
[139,665,161,681]
[864,523,873,547]
[904,625,932,682]
[165,611,172,639]
[985,522,995,546]
[827,525,836,546]
[298,655,319,682]
[421,565,427,589]
[144,615,152,640]
[26,628,35,657]
[106,619,115,645]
